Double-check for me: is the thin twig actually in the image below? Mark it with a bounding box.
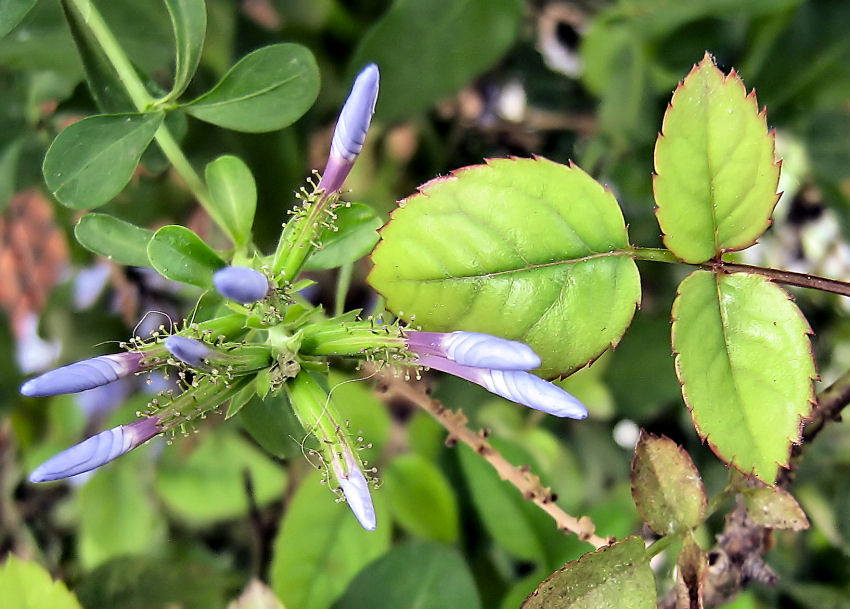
[376,370,609,549]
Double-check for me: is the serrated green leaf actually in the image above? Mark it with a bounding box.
[742,485,809,531]
[0,554,83,609]
[630,431,706,536]
[522,537,655,609]
[654,54,780,263]
[304,203,383,270]
[154,428,287,526]
[350,0,522,122]
[0,0,38,39]
[205,155,256,247]
[163,0,206,101]
[335,541,481,609]
[368,157,640,377]
[147,225,225,287]
[384,453,459,544]
[74,213,153,267]
[270,471,390,609]
[184,43,319,133]
[672,270,816,482]
[43,113,163,209]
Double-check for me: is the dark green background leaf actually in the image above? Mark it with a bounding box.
[304,203,382,270]
[163,0,206,100]
[0,0,38,39]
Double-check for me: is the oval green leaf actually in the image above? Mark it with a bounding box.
[384,453,459,544]
[75,213,153,267]
[163,0,206,101]
[0,555,83,609]
[147,224,225,287]
[742,486,810,531]
[205,154,256,247]
[304,202,383,270]
[184,43,319,133]
[335,540,481,609]
[154,428,288,526]
[368,157,641,377]
[351,0,522,121]
[672,270,816,482]
[270,471,391,609]
[653,54,780,263]
[43,112,163,209]
[0,0,38,39]
[630,430,707,536]
[522,537,655,609]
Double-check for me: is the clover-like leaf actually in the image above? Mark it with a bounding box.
[368,157,640,377]
[630,431,706,535]
[672,270,816,482]
[522,537,655,609]
[75,213,153,267]
[205,155,256,248]
[654,53,780,263]
[184,43,319,133]
[147,225,225,288]
[163,0,206,101]
[43,112,163,209]
[304,202,382,270]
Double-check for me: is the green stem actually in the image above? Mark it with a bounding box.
[645,531,682,558]
[335,263,353,317]
[67,0,216,227]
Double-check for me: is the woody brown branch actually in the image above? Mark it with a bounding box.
[374,368,609,550]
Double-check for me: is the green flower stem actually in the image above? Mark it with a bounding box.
[272,186,332,280]
[630,247,850,297]
[299,322,404,357]
[66,0,218,234]
[335,263,353,317]
[156,376,250,430]
[645,531,682,559]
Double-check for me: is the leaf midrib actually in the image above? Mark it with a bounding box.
[190,72,302,110]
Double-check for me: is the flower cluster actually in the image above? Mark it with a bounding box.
[21,63,588,534]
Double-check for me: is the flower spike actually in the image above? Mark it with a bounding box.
[20,352,145,397]
[417,354,587,419]
[213,266,269,303]
[164,335,211,367]
[332,445,377,531]
[406,331,541,370]
[318,64,380,195]
[29,417,161,482]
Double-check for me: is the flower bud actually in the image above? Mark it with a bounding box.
[163,335,211,367]
[29,417,161,482]
[331,445,377,531]
[20,351,145,397]
[213,266,269,303]
[406,330,541,370]
[318,64,380,195]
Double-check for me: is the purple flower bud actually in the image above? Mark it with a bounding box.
[164,335,211,367]
[331,445,376,531]
[318,64,380,195]
[406,331,541,370]
[418,355,587,419]
[213,266,269,303]
[29,417,161,482]
[20,352,145,397]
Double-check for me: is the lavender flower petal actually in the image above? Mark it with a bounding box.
[29,417,161,482]
[20,352,144,397]
[164,335,211,367]
[407,330,541,370]
[318,64,380,194]
[332,446,377,531]
[418,354,587,419]
[213,266,269,303]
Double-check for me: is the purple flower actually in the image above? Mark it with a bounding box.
[29,417,161,482]
[213,266,269,303]
[164,335,211,367]
[406,331,540,370]
[318,64,380,195]
[20,351,145,397]
[331,444,376,531]
[407,331,587,419]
